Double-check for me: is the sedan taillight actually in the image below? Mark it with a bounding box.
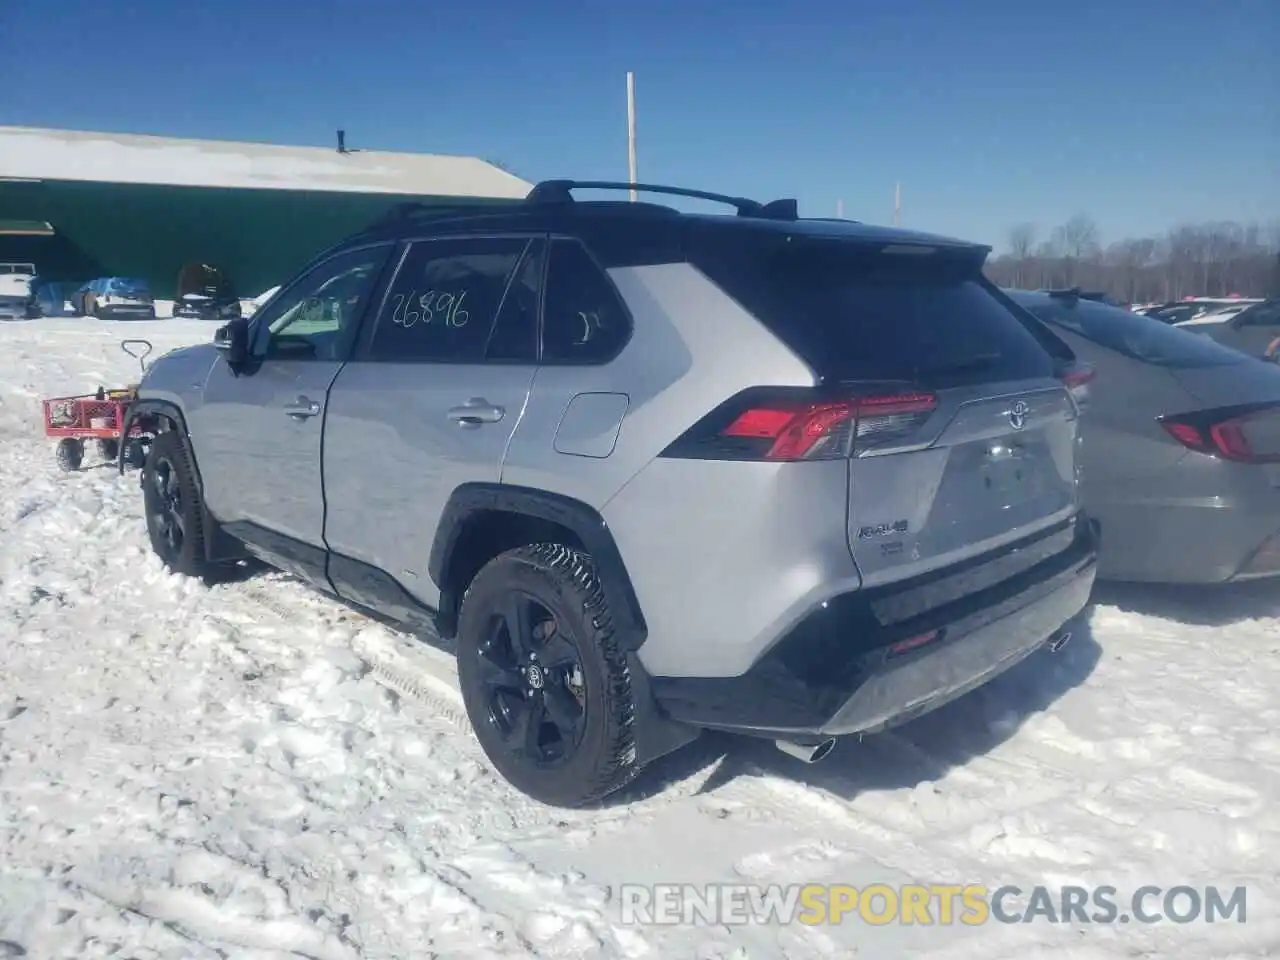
[1158,403,1280,463]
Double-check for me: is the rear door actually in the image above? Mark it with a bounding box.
[692,236,1080,587]
[322,234,543,609]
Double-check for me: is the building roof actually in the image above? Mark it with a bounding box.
[0,125,532,198]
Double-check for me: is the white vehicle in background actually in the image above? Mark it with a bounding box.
[0,262,37,320]
[1173,298,1264,332]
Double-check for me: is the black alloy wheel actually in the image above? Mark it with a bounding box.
[478,591,587,766]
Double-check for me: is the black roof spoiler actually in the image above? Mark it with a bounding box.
[525,179,799,221]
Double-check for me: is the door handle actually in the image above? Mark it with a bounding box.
[447,397,505,426]
[284,396,322,419]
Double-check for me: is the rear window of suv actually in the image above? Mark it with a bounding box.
[1021,297,1248,369]
[689,233,1057,386]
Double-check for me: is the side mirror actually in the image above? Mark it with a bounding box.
[214,316,250,365]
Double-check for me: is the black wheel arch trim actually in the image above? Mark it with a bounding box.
[428,483,648,652]
[118,398,249,565]
[116,398,193,478]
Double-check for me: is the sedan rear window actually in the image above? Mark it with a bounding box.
[1022,298,1248,369]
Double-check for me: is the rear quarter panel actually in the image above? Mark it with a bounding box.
[500,262,815,509]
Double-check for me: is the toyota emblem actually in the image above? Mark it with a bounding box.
[1008,400,1029,430]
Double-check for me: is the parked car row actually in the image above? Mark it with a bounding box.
[4,259,253,322]
[1133,297,1263,325]
[1168,297,1280,357]
[3,276,271,321]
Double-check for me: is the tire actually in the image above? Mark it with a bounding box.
[456,543,641,807]
[141,430,214,578]
[97,438,119,461]
[55,438,83,472]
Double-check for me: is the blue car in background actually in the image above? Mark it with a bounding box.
[71,277,156,320]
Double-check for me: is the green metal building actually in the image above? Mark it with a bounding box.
[0,126,531,299]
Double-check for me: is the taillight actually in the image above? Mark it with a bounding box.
[1059,363,1094,410]
[661,388,938,461]
[1157,403,1280,463]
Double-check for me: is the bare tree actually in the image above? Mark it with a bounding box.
[1007,223,1036,287]
[1105,238,1156,304]
[1059,215,1100,260]
[984,215,1280,303]
[1052,215,1099,286]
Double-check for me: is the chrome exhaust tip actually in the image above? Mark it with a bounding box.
[1047,630,1072,653]
[775,737,837,764]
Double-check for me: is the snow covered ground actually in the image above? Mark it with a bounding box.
[2,316,1279,959]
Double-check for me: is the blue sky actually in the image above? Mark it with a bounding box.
[2,0,1276,251]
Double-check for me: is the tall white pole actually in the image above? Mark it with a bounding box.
[836,198,844,218]
[626,72,638,201]
[894,182,901,225]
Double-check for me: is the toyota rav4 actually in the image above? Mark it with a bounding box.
[121,180,1099,807]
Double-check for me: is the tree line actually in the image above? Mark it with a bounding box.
[984,216,1280,303]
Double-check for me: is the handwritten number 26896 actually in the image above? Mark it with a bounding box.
[391,289,470,329]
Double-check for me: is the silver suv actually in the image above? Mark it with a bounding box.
[122,180,1099,807]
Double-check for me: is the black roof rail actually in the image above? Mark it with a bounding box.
[525,179,798,220]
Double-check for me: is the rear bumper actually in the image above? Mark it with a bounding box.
[1089,498,1280,584]
[650,513,1098,738]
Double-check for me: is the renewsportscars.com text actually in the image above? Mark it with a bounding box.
[619,883,1248,926]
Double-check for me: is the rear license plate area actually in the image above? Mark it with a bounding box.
[981,449,1040,501]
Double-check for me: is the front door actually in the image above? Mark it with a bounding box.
[189,244,393,585]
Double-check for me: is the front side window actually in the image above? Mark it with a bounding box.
[255,246,390,362]
[366,237,531,362]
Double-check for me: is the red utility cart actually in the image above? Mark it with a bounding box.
[40,339,154,471]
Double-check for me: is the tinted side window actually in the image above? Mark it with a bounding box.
[541,240,631,363]
[368,237,529,362]
[255,246,390,362]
